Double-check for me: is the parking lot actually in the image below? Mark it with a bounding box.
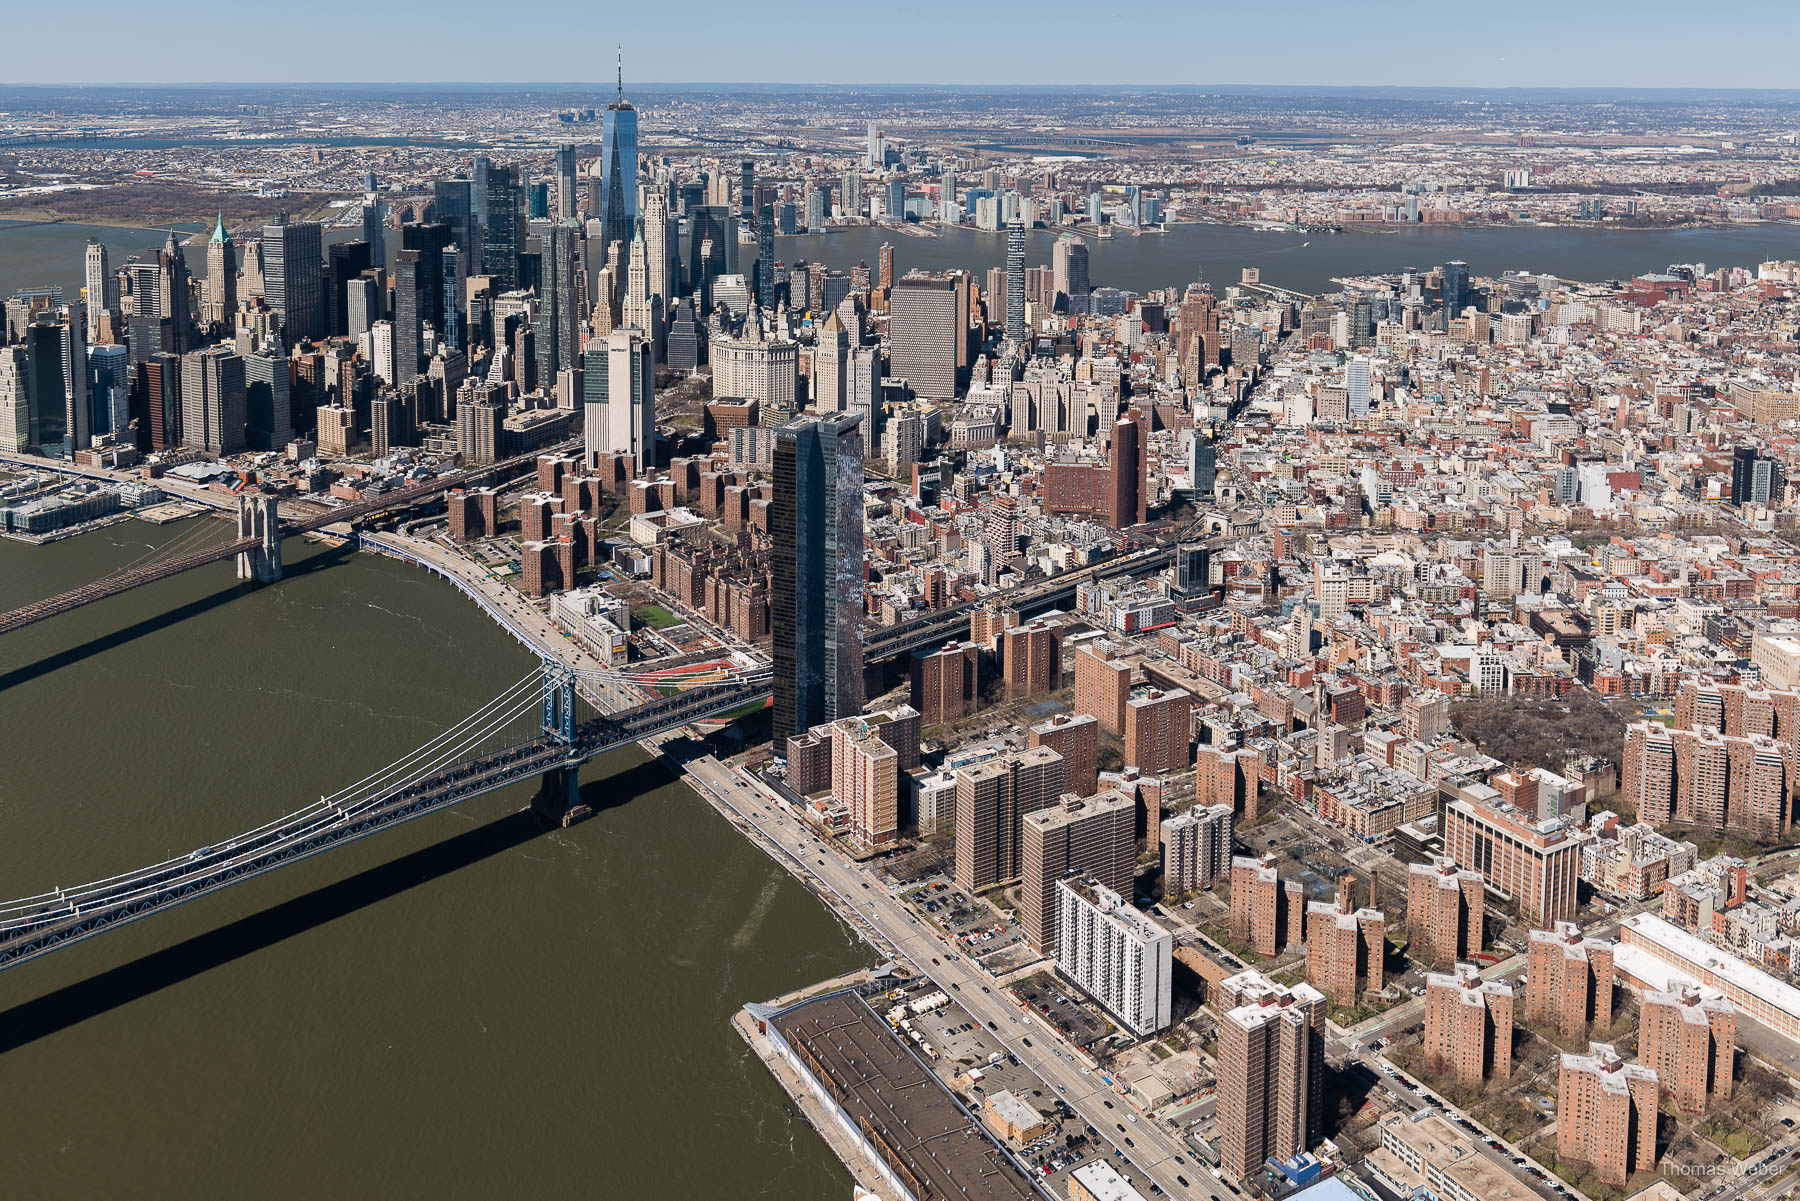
[1013,975,1112,1048]
[903,877,1036,974]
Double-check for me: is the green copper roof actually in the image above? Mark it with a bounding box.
[209,212,230,244]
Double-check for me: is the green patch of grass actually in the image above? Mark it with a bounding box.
[633,603,682,629]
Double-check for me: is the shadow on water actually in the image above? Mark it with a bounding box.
[0,539,353,693]
[0,755,667,1055]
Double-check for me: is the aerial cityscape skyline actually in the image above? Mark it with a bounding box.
[4,51,1800,1201]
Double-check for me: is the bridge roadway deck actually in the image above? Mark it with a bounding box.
[0,676,765,973]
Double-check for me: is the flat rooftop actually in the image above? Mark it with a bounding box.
[1623,912,1800,1021]
[1371,1110,1523,1201]
[766,991,1045,1201]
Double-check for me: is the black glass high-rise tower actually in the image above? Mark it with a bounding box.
[771,412,866,745]
[482,166,525,291]
[326,240,372,338]
[391,250,425,389]
[262,216,324,345]
[755,205,775,305]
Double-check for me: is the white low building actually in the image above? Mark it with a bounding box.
[550,585,631,665]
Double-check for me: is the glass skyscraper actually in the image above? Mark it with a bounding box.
[599,63,639,260]
[392,249,424,389]
[772,412,866,746]
[1442,259,1470,327]
[482,166,525,291]
[262,217,324,345]
[755,205,775,305]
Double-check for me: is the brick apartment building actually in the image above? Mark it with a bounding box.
[1197,743,1261,822]
[1622,721,1795,840]
[1002,619,1061,699]
[1020,791,1135,955]
[1230,854,1304,958]
[1442,794,1579,927]
[1638,989,1735,1114]
[1406,858,1485,969]
[1304,876,1386,1008]
[1124,686,1191,776]
[1557,1043,1659,1187]
[1029,712,1099,798]
[953,746,1066,893]
[1524,922,1616,1042]
[909,642,979,726]
[1422,967,1513,1089]
[1074,642,1132,735]
[1216,973,1325,1179]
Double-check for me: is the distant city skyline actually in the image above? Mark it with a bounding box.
[7,1,1799,89]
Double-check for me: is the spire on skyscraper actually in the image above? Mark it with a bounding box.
[210,212,231,245]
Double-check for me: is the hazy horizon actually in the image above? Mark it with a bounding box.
[6,0,1798,90]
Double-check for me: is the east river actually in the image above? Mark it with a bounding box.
[0,519,870,1199]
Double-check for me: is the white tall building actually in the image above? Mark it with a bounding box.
[0,346,28,453]
[641,189,672,306]
[1162,803,1234,894]
[1471,647,1508,696]
[1056,878,1172,1037]
[604,328,655,471]
[847,345,881,456]
[813,309,849,411]
[621,230,663,358]
[368,321,395,384]
[1347,355,1371,417]
[84,239,115,318]
[887,410,923,474]
[710,316,797,410]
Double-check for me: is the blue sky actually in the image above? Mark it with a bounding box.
[9,0,1800,88]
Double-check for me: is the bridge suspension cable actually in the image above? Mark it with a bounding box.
[319,667,545,807]
[0,668,551,930]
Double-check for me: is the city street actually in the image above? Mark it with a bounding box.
[685,754,1228,1201]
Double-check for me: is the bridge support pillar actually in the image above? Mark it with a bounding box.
[530,765,583,824]
[541,662,576,744]
[236,494,282,583]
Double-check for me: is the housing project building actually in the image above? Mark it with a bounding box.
[1215,970,1325,1180]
